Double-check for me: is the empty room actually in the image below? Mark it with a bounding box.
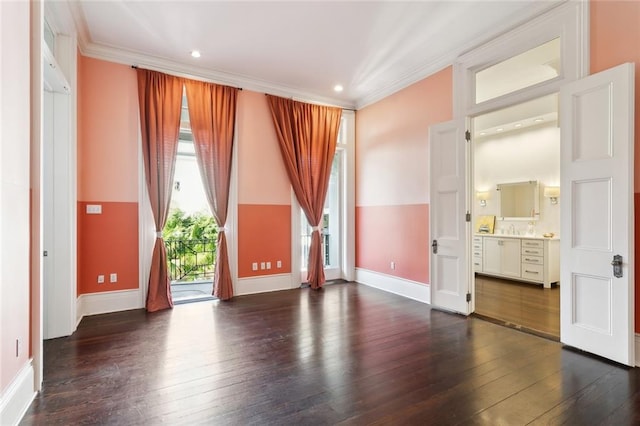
[2,1,640,424]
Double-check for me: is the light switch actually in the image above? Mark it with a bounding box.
[86,204,102,214]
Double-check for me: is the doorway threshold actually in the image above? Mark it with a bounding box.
[472,312,559,342]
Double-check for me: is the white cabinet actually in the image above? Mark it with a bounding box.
[472,236,483,272]
[482,237,521,279]
[476,235,560,288]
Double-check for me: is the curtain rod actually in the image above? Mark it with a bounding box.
[264,93,356,112]
[131,65,242,91]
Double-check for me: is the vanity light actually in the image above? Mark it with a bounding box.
[514,123,522,128]
[534,117,544,123]
[476,191,490,207]
[479,132,487,136]
[496,128,504,132]
[544,186,560,204]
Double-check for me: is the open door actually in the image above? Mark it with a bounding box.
[429,119,470,314]
[560,63,635,366]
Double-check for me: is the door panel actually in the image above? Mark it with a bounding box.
[430,119,469,314]
[560,63,635,365]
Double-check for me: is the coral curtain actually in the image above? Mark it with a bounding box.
[136,69,183,312]
[266,95,342,289]
[185,80,238,300]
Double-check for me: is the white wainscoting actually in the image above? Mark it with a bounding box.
[0,361,35,426]
[76,289,143,326]
[355,268,430,304]
[235,273,296,296]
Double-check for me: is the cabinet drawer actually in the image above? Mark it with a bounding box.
[522,255,543,265]
[522,264,544,281]
[522,247,543,256]
[521,239,543,249]
[473,257,483,272]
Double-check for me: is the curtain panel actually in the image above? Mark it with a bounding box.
[136,69,184,312]
[184,80,238,300]
[266,95,342,289]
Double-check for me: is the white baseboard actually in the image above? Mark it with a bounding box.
[635,334,640,367]
[0,361,35,426]
[355,268,430,304]
[236,273,296,296]
[76,288,143,324]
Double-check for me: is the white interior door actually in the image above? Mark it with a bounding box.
[560,63,635,366]
[430,119,470,314]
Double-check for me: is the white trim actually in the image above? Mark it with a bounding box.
[0,362,36,426]
[635,334,640,367]
[355,268,430,304]
[236,274,295,296]
[342,111,356,282]
[454,1,589,119]
[76,289,143,321]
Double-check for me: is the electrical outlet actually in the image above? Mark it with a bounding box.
[390,261,396,270]
[266,262,271,269]
[16,339,20,357]
[277,260,282,268]
[110,273,117,283]
[97,275,105,284]
[260,262,266,270]
[252,262,258,271]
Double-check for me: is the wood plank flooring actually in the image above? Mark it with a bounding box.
[21,283,640,425]
[475,274,560,339]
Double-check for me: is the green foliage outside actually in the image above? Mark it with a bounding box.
[163,208,217,282]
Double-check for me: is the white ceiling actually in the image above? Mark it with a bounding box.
[48,1,560,109]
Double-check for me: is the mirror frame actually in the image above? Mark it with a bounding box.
[497,180,540,221]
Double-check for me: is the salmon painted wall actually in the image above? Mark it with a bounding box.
[0,0,31,394]
[236,90,292,278]
[590,0,640,330]
[77,55,139,294]
[355,67,453,284]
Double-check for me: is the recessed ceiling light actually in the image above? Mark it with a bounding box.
[496,128,504,132]
[191,50,201,58]
[534,117,544,123]
[514,123,522,128]
[333,84,344,93]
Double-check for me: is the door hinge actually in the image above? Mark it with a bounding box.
[465,211,471,222]
[465,130,471,141]
[466,293,472,302]
[43,250,48,257]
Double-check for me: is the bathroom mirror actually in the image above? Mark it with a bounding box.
[497,180,539,220]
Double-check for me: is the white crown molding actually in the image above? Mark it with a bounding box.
[355,0,563,110]
[80,42,357,110]
[48,0,561,112]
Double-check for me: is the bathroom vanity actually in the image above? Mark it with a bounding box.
[473,234,560,288]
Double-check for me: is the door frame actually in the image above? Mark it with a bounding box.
[452,2,588,314]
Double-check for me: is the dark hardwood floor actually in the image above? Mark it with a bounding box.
[475,274,560,339]
[22,283,640,425]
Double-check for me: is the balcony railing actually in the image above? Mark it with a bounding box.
[165,238,215,282]
[301,232,331,267]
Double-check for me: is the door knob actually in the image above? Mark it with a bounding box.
[611,254,623,278]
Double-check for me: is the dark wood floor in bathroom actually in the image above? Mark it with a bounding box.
[475,274,560,339]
